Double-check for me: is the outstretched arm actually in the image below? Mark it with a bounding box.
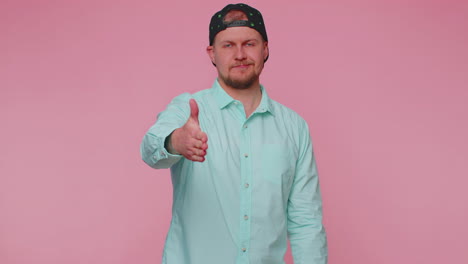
[140,94,208,169]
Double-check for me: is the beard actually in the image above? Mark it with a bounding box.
[219,64,260,90]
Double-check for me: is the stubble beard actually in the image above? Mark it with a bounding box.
[222,72,258,90]
[219,64,261,90]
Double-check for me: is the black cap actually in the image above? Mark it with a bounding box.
[209,3,268,46]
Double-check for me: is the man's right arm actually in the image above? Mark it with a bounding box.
[140,93,208,169]
[140,93,191,169]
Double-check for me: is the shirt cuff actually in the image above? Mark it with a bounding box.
[141,130,183,169]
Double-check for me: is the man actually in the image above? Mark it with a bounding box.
[141,3,327,264]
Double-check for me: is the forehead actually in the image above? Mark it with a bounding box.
[214,26,264,43]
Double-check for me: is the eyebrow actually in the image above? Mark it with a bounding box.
[220,39,260,44]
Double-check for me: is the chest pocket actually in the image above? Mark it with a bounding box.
[260,144,294,185]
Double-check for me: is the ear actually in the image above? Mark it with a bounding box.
[263,41,269,61]
[206,46,215,64]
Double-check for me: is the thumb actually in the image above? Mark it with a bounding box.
[189,99,199,124]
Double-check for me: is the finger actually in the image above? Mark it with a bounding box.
[195,131,206,141]
[200,132,208,143]
[184,152,199,161]
[188,147,205,157]
[201,142,208,150]
[189,99,199,124]
[190,155,205,162]
[193,139,203,149]
[195,149,206,156]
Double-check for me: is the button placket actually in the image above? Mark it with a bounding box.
[238,118,252,259]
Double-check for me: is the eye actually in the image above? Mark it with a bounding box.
[245,42,255,47]
[223,43,232,48]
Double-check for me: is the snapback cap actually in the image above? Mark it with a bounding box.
[209,3,268,46]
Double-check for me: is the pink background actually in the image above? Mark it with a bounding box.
[2,0,467,263]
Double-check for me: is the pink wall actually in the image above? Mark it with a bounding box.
[2,0,467,263]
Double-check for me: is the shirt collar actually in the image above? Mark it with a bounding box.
[211,79,275,116]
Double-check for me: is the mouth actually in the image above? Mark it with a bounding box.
[232,63,252,69]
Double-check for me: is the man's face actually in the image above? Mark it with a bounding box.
[207,26,269,90]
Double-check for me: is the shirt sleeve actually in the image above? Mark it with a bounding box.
[287,120,328,264]
[140,93,192,169]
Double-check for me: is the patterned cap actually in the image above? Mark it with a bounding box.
[209,3,268,46]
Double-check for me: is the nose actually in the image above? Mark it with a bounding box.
[235,46,247,60]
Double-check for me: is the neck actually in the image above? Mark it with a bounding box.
[218,78,262,118]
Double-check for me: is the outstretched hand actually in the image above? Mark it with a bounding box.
[170,99,208,162]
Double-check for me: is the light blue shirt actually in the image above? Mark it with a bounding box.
[141,80,328,264]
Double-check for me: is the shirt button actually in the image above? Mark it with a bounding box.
[244,153,249,158]
[244,215,249,220]
[241,247,247,252]
[153,155,158,159]
[234,101,239,105]
[243,124,248,128]
[244,183,249,188]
